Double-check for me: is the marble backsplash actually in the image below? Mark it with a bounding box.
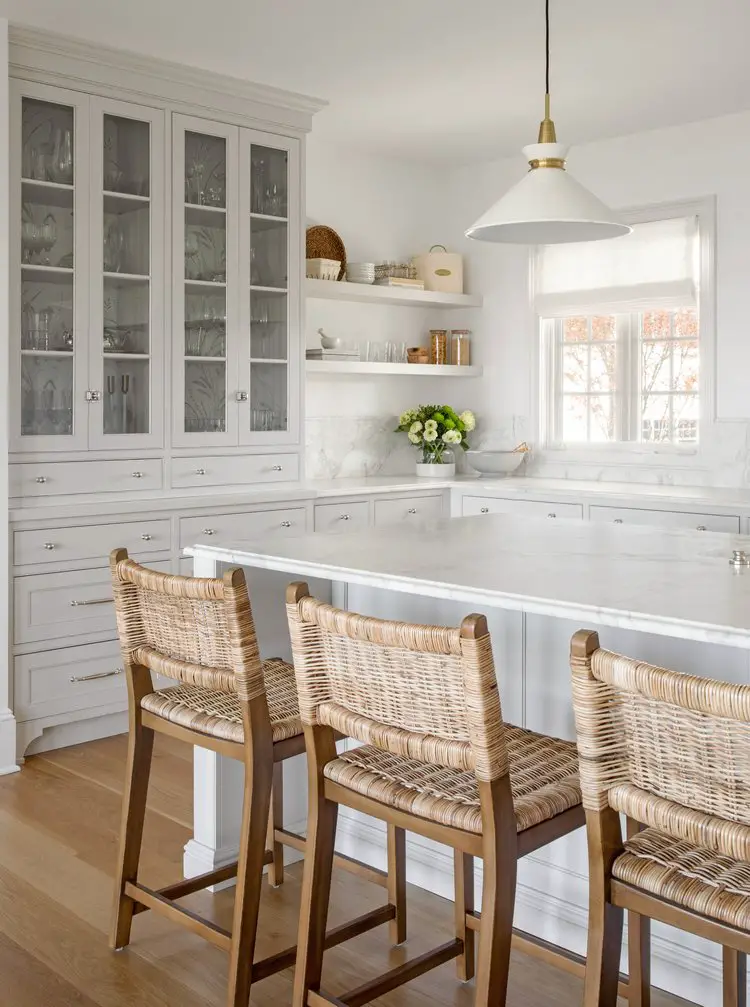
[305,413,750,488]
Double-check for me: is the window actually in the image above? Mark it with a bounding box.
[537,207,707,447]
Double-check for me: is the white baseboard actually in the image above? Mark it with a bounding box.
[183,818,306,892]
[335,809,729,1007]
[0,708,19,775]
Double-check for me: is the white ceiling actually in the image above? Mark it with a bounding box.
[5,0,750,164]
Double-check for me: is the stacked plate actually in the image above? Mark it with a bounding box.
[346,262,375,284]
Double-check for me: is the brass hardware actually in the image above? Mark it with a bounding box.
[70,597,111,607]
[537,94,557,144]
[69,667,123,684]
[35,476,47,484]
[43,542,55,550]
[528,157,566,170]
[141,533,152,541]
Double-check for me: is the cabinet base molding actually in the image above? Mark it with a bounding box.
[17,708,127,759]
[0,710,20,776]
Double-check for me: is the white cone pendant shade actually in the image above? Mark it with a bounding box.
[466,142,631,245]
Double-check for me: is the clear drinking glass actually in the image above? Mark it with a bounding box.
[366,341,382,362]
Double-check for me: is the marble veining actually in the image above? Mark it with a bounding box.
[190,513,750,650]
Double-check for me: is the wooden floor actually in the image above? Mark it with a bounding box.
[0,734,691,1007]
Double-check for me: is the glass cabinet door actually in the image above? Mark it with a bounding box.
[89,99,165,449]
[173,116,239,446]
[239,131,300,445]
[13,83,88,451]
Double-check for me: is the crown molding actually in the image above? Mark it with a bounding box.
[9,24,327,134]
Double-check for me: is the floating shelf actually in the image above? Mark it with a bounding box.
[306,361,483,377]
[306,278,482,309]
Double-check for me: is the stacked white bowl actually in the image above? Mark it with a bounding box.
[346,262,375,284]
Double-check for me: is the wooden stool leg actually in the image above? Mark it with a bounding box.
[723,947,747,1007]
[293,726,338,1007]
[474,843,515,1003]
[387,824,407,946]
[584,810,624,1007]
[266,762,284,888]
[110,709,154,950]
[627,819,651,1007]
[227,749,274,1007]
[454,851,475,982]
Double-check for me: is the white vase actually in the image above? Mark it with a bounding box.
[416,462,455,478]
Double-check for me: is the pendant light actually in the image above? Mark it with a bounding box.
[466,0,631,244]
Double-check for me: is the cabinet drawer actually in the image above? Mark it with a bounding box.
[374,494,443,527]
[14,561,171,646]
[314,501,370,535]
[10,459,163,498]
[179,507,307,551]
[14,640,126,722]
[14,518,171,568]
[462,496,583,520]
[589,505,741,534]
[172,453,299,489]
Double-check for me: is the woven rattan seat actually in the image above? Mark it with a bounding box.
[140,657,302,744]
[324,725,581,835]
[613,827,750,931]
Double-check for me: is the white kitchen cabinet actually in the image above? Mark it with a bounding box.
[12,80,166,454]
[589,504,740,533]
[373,494,444,526]
[462,495,584,520]
[314,500,370,534]
[179,506,307,551]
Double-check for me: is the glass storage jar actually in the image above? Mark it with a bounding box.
[450,329,471,365]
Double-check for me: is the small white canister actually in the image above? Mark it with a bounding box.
[412,244,464,294]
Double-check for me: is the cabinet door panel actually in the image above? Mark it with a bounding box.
[239,129,301,446]
[374,494,443,526]
[461,496,583,520]
[589,504,740,534]
[12,80,90,453]
[88,98,165,450]
[173,115,239,447]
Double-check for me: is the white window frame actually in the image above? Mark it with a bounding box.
[533,196,716,460]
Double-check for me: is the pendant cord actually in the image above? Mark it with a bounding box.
[545,0,550,96]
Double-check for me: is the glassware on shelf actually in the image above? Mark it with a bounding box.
[450,329,472,366]
[39,214,57,265]
[430,329,448,365]
[22,220,44,264]
[251,158,266,213]
[104,222,124,272]
[50,128,73,185]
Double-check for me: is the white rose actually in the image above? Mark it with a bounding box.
[423,428,438,443]
[408,431,422,444]
[409,421,423,434]
[459,410,476,432]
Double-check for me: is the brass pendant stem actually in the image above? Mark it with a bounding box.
[538,92,557,144]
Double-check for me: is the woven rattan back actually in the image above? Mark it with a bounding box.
[571,630,750,859]
[110,549,264,702]
[286,585,507,782]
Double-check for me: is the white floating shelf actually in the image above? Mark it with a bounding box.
[306,361,482,377]
[306,278,482,309]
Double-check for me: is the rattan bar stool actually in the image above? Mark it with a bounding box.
[285,583,586,1007]
[109,550,407,1007]
[571,630,750,1007]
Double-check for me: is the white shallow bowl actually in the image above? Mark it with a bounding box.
[465,450,526,477]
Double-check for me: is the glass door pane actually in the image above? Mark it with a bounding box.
[20,96,76,440]
[249,143,288,435]
[101,114,151,436]
[184,131,228,435]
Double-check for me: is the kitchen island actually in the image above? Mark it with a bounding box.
[187,512,750,1006]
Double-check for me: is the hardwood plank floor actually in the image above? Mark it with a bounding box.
[0,734,691,1007]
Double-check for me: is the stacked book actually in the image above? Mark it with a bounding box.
[374,277,425,290]
[306,348,361,362]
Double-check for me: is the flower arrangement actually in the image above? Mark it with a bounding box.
[396,404,476,467]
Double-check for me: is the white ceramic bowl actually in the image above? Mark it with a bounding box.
[465,450,526,477]
[347,262,376,285]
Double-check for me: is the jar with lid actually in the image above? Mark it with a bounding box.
[430,329,448,365]
[450,329,471,366]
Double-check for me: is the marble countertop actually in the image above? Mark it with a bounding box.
[10,472,750,522]
[189,512,750,649]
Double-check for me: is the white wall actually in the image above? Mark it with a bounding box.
[438,111,750,487]
[305,135,481,477]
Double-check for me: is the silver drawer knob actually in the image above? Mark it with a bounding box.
[35,476,47,484]
[696,525,707,531]
[408,508,417,515]
[548,513,557,519]
[480,507,489,514]
[141,533,152,541]
[132,471,144,479]
[272,464,283,471]
[339,514,350,521]
[280,520,292,528]
[236,390,248,402]
[202,528,215,535]
[614,518,623,524]
[730,550,750,568]
[43,542,56,550]
[195,467,206,476]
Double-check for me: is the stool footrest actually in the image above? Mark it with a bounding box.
[124,881,232,951]
[274,828,389,888]
[337,938,464,1007]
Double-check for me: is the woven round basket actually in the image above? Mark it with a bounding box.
[306,225,346,281]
